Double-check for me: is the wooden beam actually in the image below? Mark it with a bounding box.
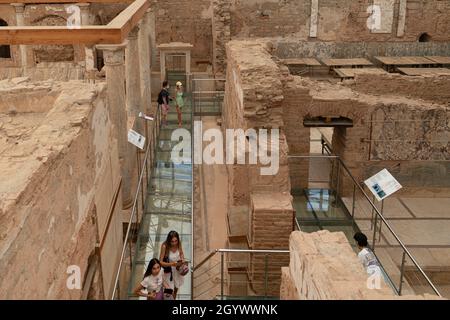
[0,26,122,44]
[107,0,149,38]
[0,0,149,44]
[0,0,133,3]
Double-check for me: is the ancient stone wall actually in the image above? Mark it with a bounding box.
[223,40,291,205]
[0,3,125,69]
[249,193,293,296]
[0,5,19,67]
[212,0,231,77]
[280,73,450,195]
[280,230,444,300]
[223,40,294,295]
[351,73,450,105]
[229,0,450,42]
[275,40,450,60]
[0,79,123,299]
[150,0,212,66]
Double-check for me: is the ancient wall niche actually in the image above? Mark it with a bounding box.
[0,18,11,59]
[31,15,74,63]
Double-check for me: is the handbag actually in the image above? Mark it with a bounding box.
[176,261,189,276]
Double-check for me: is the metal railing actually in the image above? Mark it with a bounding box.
[110,105,162,300]
[193,249,290,300]
[288,153,442,297]
[191,78,225,116]
[189,75,195,300]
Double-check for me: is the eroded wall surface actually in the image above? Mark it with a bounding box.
[282,75,450,195]
[280,230,444,300]
[223,40,294,295]
[0,79,122,299]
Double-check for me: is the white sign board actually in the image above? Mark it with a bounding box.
[364,169,402,201]
[128,129,146,150]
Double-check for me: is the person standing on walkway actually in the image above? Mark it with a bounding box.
[175,81,185,127]
[158,80,171,126]
[134,258,169,300]
[354,232,381,271]
[160,230,186,300]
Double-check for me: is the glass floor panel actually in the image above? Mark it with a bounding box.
[155,151,192,164]
[304,189,350,220]
[145,194,192,215]
[152,167,192,182]
[149,177,192,196]
[140,212,192,236]
[293,188,361,248]
[158,126,193,140]
[159,123,192,130]
[157,139,193,154]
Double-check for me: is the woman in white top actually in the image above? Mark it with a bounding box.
[160,230,185,300]
[134,258,169,300]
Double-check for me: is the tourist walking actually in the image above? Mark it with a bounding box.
[159,230,188,300]
[134,258,169,300]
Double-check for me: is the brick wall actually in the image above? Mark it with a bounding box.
[230,0,450,42]
[352,73,450,105]
[150,0,213,65]
[280,230,444,300]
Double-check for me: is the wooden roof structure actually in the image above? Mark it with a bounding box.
[0,0,148,44]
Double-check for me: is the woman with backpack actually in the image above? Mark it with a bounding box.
[159,230,188,300]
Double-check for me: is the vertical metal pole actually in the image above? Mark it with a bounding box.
[372,213,378,252]
[321,136,325,155]
[351,184,356,229]
[399,251,406,295]
[128,237,133,270]
[140,152,145,213]
[136,151,141,224]
[334,160,341,206]
[370,194,376,230]
[264,254,269,298]
[220,252,224,300]
[378,199,384,242]
[351,184,356,218]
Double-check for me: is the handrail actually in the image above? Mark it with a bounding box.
[193,248,290,300]
[110,107,160,300]
[336,157,442,297]
[193,251,217,272]
[287,154,442,297]
[193,248,290,272]
[190,73,195,300]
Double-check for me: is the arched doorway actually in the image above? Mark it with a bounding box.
[418,32,431,42]
[0,19,11,59]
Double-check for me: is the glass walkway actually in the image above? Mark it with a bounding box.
[127,76,193,300]
[292,188,360,245]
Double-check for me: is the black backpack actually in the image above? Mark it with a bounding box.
[158,89,168,105]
